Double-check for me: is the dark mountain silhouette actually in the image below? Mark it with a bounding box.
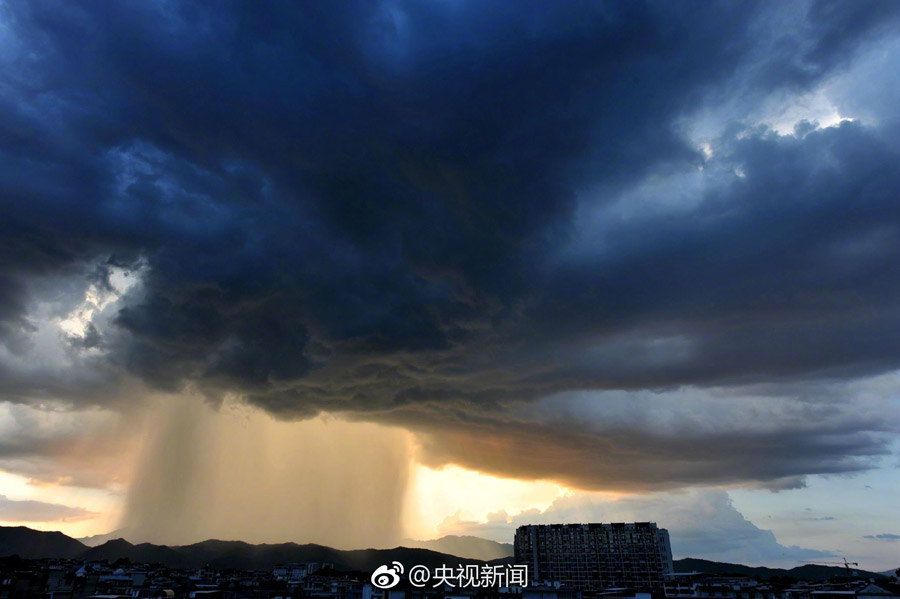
[2,527,493,570]
[0,526,87,559]
[78,538,188,566]
[0,526,886,580]
[403,536,513,560]
[673,558,886,581]
[77,530,514,561]
[79,538,489,570]
[78,529,132,547]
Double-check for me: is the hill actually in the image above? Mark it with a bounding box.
[71,538,491,570]
[674,558,887,581]
[77,531,514,562]
[0,526,87,559]
[403,536,513,561]
[2,526,493,571]
[78,538,188,566]
[78,529,133,547]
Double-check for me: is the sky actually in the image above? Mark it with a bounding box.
[1,0,900,571]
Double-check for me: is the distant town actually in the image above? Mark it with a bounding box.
[2,523,898,599]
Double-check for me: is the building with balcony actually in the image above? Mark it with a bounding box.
[514,523,674,592]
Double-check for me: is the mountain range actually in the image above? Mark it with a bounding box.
[401,536,513,561]
[673,557,889,581]
[76,530,514,562]
[1,526,893,581]
[2,526,503,571]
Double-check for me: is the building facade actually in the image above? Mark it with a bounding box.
[514,522,674,592]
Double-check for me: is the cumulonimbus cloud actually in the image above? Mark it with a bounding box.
[1,0,899,493]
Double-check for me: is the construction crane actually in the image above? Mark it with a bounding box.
[799,558,859,575]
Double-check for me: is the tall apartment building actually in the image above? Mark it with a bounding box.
[514,522,674,592]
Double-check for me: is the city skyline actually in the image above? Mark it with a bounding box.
[1,0,900,571]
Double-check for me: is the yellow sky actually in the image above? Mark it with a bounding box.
[0,470,123,538]
[404,464,569,540]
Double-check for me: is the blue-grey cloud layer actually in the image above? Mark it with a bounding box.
[864,533,900,540]
[1,0,899,490]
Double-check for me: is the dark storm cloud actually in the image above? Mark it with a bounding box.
[387,382,895,492]
[527,120,900,387]
[2,0,900,489]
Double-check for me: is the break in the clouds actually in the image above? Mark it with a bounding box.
[864,533,900,541]
[2,0,900,496]
[0,495,97,523]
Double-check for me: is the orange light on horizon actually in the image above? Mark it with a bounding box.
[403,463,571,541]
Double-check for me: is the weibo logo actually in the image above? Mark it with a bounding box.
[371,562,405,589]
